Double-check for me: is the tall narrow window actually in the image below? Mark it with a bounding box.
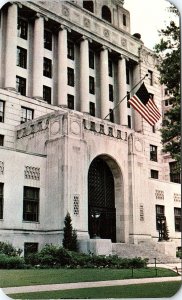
[0,135,4,146]
[89,102,95,116]
[43,86,51,104]
[21,107,34,124]
[156,205,165,230]
[44,30,52,50]
[174,208,181,232]
[169,161,181,183]
[43,58,52,78]
[67,41,74,60]
[127,92,130,108]
[17,47,27,69]
[0,183,3,219]
[16,76,26,96]
[109,109,114,123]
[83,1,94,13]
[89,76,95,94]
[109,84,113,102]
[123,14,126,26]
[128,115,131,128]
[102,6,111,23]
[17,18,28,40]
[126,67,130,84]
[0,101,5,123]
[67,68,74,86]
[148,70,153,86]
[23,186,39,222]
[150,145,157,162]
[108,60,113,77]
[89,50,94,69]
[67,94,74,109]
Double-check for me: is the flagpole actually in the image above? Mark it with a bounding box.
[103,73,148,120]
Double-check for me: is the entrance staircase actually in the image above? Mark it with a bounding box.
[112,241,181,264]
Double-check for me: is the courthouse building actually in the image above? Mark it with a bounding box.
[0,0,181,260]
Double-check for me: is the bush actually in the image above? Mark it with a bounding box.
[0,254,25,269]
[62,213,78,252]
[0,242,22,256]
[176,250,182,258]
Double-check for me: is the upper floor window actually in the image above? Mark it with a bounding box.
[123,14,126,26]
[148,70,153,86]
[156,205,165,230]
[17,47,27,69]
[43,85,51,104]
[89,102,95,117]
[0,100,5,123]
[0,183,3,219]
[126,66,130,84]
[89,50,94,69]
[150,145,157,162]
[83,1,94,13]
[23,186,39,222]
[21,107,34,124]
[67,68,74,86]
[16,76,26,96]
[44,30,52,51]
[174,208,181,232]
[67,94,74,109]
[67,41,74,60]
[127,92,130,108]
[43,57,52,78]
[109,84,113,102]
[128,115,131,128]
[89,76,95,94]
[169,161,181,183]
[17,18,28,40]
[151,169,159,179]
[0,135,4,146]
[102,6,111,23]
[109,109,114,123]
[108,60,113,77]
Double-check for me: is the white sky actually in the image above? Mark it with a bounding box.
[124,0,180,50]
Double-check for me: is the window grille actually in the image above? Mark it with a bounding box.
[73,195,79,216]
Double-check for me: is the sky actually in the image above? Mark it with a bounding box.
[124,0,180,50]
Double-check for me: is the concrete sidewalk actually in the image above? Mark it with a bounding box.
[2,276,181,295]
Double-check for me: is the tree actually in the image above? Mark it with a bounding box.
[162,220,170,241]
[62,212,78,252]
[154,7,180,167]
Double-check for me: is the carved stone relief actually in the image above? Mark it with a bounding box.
[0,161,4,175]
[24,166,40,180]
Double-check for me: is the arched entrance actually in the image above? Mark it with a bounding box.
[88,156,116,242]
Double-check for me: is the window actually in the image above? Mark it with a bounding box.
[127,92,130,108]
[0,100,5,123]
[21,107,34,124]
[43,58,52,78]
[83,1,94,13]
[23,186,39,222]
[148,70,153,86]
[16,76,26,96]
[17,18,28,40]
[109,109,114,123]
[44,30,52,50]
[102,6,111,23]
[152,125,156,133]
[89,76,95,94]
[169,161,181,183]
[0,135,4,146]
[43,86,51,104]
[128,115,131,128]
[89,102,95,116]
[151,169,159,179]
[123,14,126,26]
[149,93,154,100]
[67,41,74,60]
[89,50,94,69]
[67,94,74,109]
[174,208,181,232]
[108,60,113,77]
[67,68,74,86]
[109,84,113,102]
[126,67,130,84]
[24,243,38,258]
[156,205,165,230]
[150,145,157,162]
[0,183,3,219]
[17,47,27,69]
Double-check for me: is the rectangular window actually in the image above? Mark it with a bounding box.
[123,14,126,26]
[89,102,95,116]
[67,67,74,86]
[0,183,3,219]
[0,100,5,123]
[156,205,165,230]
[43,57,52,78]
[23,186,39,222]
[109,84,114,102]
[24,243,38,258]
[174,208,181,232]
[89,50,94,69]
[17,18,28,40]
[21,107,34,124]
[67,94,74,109]
[151,169,159,179]
[89,76,95,94]
[150,145,157,162]
[127,92,130,108]
[108,60,113,77]
[67,41,74,60]
[128,115,131,128]
[44,30,52,50]
[17,47,27,69]
[16,76,26,96]
[148,70,153,86]
[109,109,114,123]
[126,67,130,84]
[43,85,51,104]
[0,135,4,146]
[169,161,181,183]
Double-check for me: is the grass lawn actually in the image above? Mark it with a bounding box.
[9,281,182,299]
[0,267,178,288]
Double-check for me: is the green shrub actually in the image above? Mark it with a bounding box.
[176,250,182,258]
[62,213,78,252]
[0,242,22,256]
[0,254,25,269]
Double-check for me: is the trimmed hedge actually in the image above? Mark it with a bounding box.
[0,254,25,269]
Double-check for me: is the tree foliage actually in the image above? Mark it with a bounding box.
[62,212,78,252]
[154,7,180,166]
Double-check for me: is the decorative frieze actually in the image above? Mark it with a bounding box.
[0,161,4,175]
[174,193,181,202]
[24,166,40,180]
[17,118,49,139]
[73,195,79,216]
[139,204,144,221]
[155,190,164,200]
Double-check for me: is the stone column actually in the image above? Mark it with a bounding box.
[100,46,109,119]
[58,25,69,107]
[118,56,128,126]
[4,3,18,91]
[80,36,90,114]
[133,63,142,132]
[32,14,44,99]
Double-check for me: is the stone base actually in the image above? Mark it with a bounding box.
[78,238,112,256]
[155,241,176,257]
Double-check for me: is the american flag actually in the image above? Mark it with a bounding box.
[128,83,161,126]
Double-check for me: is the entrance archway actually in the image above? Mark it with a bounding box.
[88,156,116,242]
